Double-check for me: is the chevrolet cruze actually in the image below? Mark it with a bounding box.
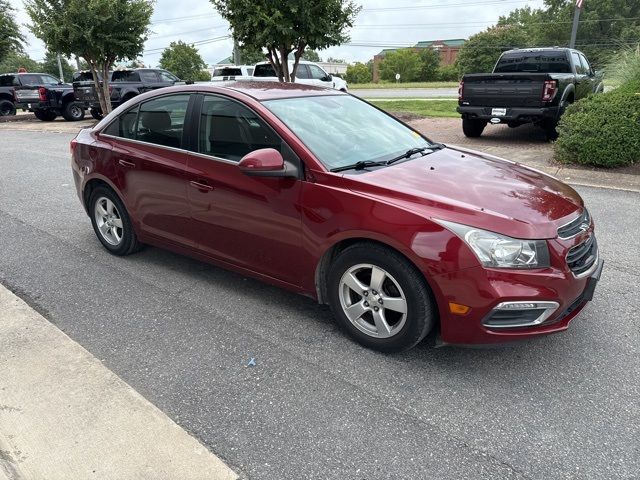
[71,82,603,352]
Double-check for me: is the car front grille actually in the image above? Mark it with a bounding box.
[566,234,598,277]
[558,209,590,239]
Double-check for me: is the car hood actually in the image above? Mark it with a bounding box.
[343,146,583,239]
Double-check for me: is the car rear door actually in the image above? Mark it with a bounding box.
[185,93,305,285]
[100,93,197,247]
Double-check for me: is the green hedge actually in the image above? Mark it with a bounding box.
[554,85,640,168]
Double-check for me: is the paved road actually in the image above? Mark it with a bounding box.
[0,130,638,479]
[351,87,458,98]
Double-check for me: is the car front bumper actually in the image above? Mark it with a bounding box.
[430,234,603,345]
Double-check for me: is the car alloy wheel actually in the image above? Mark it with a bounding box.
[94,196,124,246]
[338,263,408,338]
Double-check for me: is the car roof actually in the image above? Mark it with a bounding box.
[503,47,574,54]
[163,81,345,101]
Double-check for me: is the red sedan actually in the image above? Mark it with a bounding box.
[71,82,602,351]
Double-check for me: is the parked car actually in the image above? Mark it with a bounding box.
[457,47,604,139]
[13,73,85,122]
[211,65,254,81]
[0,72,73,117]
[70,82,602,352]
[73,68,181,119]
[252,60,348,91]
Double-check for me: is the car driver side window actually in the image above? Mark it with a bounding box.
[198,95,282,162]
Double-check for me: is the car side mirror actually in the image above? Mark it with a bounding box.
[238,148,297,177]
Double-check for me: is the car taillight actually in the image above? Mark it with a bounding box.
[38,87,47,102]
[542,80,557,102]
[70,138,78,155]
[458,80,464,102]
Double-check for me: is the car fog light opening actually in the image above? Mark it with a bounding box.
[483,301,559,329]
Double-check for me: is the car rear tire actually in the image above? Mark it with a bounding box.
[327,243,436,352]
[89,186,142,256]
[33,109,57,121]
[462,118,487,138]
[62,102,85,121]
[90,108,103,120]
[0,99,16,116]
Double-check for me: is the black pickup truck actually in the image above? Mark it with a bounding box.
[0,72,69,117]
[13,73,85,121]
[74,68,180,119]
[457,48,604,139]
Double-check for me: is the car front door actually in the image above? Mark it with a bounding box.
[100,93,197,247]
[578,53,598,93]
[571,52,590,99]
[308,64,333,89]
[185,94,305,285]
[293,65,314,86]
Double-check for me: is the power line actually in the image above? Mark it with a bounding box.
[353,17,640,29]
[360,0,534,12]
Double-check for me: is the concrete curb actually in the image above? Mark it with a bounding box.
[0,284,238,480]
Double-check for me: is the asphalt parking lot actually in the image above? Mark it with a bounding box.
[0,130,638,479]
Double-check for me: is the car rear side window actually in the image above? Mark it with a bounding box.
[295,65,310,79]
[198,95,281,162]
[253,64,277,77]
[103,105,139,140]
[135,95,190,148]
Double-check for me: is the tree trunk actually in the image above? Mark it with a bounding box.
[279,47,290,82]
[101,64,112,114]
[291,43,306,83]
[266,47,284,82]
[88,60,108,116]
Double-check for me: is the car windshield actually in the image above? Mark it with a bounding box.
[494,52,572,73]
[263,95,431,171]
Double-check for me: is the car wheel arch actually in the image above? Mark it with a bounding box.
[83,177,124,214]
[314,236,438,307]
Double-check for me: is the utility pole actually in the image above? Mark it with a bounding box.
[56,53,64,82]
[569,0,584,49]
[76,56,82,70]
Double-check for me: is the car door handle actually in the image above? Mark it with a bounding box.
[118,159,136,168]
[189,180,214,191]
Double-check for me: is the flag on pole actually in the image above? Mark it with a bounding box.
[576,0,584,8]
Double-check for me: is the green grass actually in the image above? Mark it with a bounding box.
[369,99,459,118]
[349,81,459,89]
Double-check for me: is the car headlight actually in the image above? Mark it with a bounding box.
[436,220,550,269]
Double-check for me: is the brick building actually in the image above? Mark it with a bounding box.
[372,38,465,82]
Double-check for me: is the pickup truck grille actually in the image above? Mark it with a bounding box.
[558,209,590,239]
[566,234,597,277]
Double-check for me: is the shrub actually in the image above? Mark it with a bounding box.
[345,62,371,84]
[436,64,459,82]
[379,48,422,82]
[554,86,640,168]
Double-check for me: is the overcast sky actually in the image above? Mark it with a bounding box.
[11,0,546,67]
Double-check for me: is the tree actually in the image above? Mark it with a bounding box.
[159,41,207,80]
[41,50,74,81]
[456,25,529,75]
[25,0,153,114]
[345,62,371,84]
[233,44,265,64]
[0,0,25,64]
[379,49,422,82]
[302,49,321,62]
[417,48,440,81]
[0,52,40,73]
[212,0,360,82]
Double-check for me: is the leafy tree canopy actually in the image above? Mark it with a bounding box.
[41,50,74,81]
[25,0,153,113]
[345,62,371,84]
[302,49,321,62]
[417,48,440,81]
[379,49,423,82]
[212,0,360,82]
[233,44,265,65]
[0,0,25,64]
[159,40,207,80]
[456,25,529,75]
[0,52,40,74]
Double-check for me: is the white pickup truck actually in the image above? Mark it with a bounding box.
[252,60,348,92]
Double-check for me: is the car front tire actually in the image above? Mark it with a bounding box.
[327,243,436,352]
[89,186,142,256]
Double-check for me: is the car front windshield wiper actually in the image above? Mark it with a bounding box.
[329,143,446,173]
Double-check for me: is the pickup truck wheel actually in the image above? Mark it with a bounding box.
[90,108,103,120]
[62,102,85,121]
[0,100,16,116]
[543,119,559,141]
[33,109,57,121]
[327,243,436,352]
[462,118,487,138]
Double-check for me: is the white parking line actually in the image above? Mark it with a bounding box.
[0,285,238,480]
